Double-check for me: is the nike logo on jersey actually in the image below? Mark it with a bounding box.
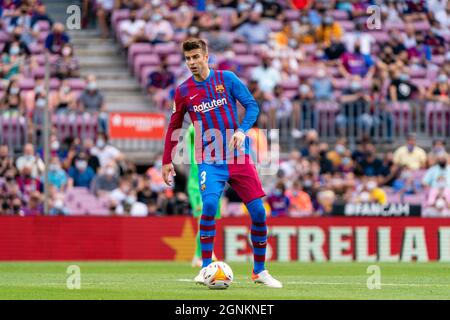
[190,94,199,100]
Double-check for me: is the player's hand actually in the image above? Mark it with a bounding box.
[228,129,246,151]
[162,163,176,186]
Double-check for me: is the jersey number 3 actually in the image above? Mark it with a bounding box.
[200,171,207,184]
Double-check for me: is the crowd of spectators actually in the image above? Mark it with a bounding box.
[98,0,450,140]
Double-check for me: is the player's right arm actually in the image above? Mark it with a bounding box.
[162,88,187,186]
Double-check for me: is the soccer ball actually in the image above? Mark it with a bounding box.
[203,261,233,289]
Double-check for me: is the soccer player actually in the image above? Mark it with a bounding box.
[162,38,282,288]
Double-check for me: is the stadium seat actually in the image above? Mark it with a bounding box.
[127,43,153,68]
[133,54,160,76]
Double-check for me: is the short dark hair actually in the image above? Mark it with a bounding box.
[182,38,208,54]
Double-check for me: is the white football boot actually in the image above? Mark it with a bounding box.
[194,267,207,285]
[252,270,283,288]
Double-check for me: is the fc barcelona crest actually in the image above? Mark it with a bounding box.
[215,84,225,93]
[201,184,206,191]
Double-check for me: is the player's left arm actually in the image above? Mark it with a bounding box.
[227,71,260,150]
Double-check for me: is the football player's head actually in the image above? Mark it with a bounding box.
[182,38,209,78]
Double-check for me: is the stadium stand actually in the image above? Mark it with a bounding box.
[0,0,450,217]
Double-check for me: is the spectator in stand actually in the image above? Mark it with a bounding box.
[388,69,422,101]
[52,43,79,79]
[45,156,68,192]
[423,191,450,217]
[0,145,15,177]
[146,56,175,110]
[343,21,374,56]
[267,181,290,217]
[286,180,313,217]
[315,14,343,46]
[251,55,281,98]
[15,143,45,179]
[393,133,427,170]
[324,34,346,64]
[197,2,223,31]
[90,132,123,170]
[78,74,108,131]
[236,9,271,44]
[357,146,384,178]
[144,8,174,44]
[91,162,120,197]
[217,50,243,74]
[326,137,349,170]
[336,76,371,137]
[428,139,447,167]
[45,22,70,55]
[67,152,96,189]
[119,9,146,49]
[96,0,116,39]
[316,189,335,216]
[2,26,31,56]
[339,39,375,80]
[54,79,77,113]
[311,65,334,100]
[426,73,450,103]
[16,165,42,203]
[171,1,194,33]
[261,0,284,20]
[30,3,53,30]
[423,152,450,189]
[22,191,43,216]
[137,174,159,206]
[262,84,292,135]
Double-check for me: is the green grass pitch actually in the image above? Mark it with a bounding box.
[1,262,449,300]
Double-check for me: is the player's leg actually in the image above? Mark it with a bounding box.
[194,164,227,284]
[228,155,282,288]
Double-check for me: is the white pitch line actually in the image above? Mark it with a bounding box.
[285,281,450,288]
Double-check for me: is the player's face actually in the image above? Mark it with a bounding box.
[184,49,208,77]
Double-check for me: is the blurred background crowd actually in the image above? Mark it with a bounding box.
[0,0,449,217]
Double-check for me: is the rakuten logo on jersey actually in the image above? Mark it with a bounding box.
[192,98,227,113]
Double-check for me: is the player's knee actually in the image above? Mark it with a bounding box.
[246,198,266,223]
[202,195,219,217]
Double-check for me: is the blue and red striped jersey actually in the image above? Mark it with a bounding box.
[162,69,260,165]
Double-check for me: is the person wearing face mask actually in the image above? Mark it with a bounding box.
[45,156,68,192]
[388,69,421,102]
[91,163,120,197]
[45,22,70,55]
[119,9,146,48]
[316,14,343,46]
[15,143,45,179]
[16,166,42,204]
[286,180,313,217]
[393,133,427,170]
[146,55,175,110]
[53,44,80,79]
[49,193,69,216]
[427,139,448,167]
[250,55,281,98]
[90,133,123,170]
[267,181,290,217]
[144,10,174,44]
[55,80,77,113]
[109,176,133,205]
[427,73,450,103]
[67,153,96,189]
[236,9,271,44]
[423,152,450,191]
[78,74,108,131]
